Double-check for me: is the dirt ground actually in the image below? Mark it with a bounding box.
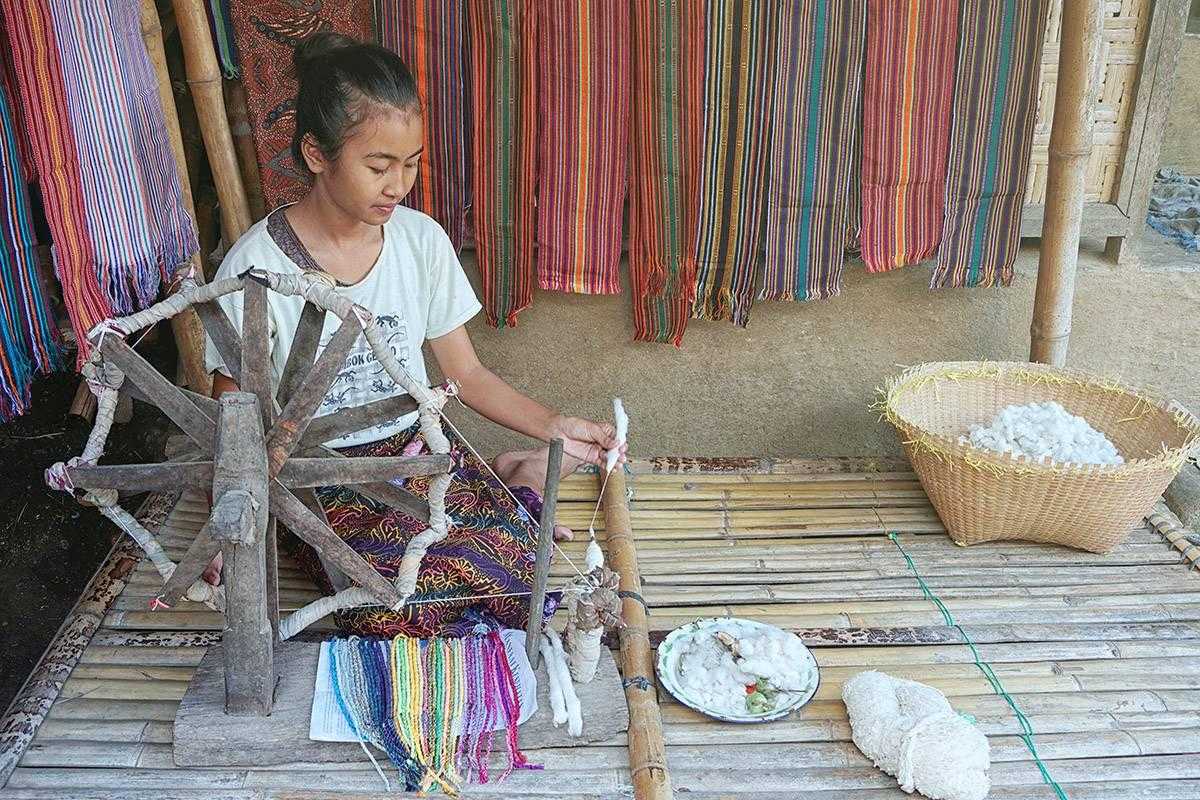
[0,339,172,714]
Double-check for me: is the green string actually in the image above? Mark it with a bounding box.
[887,532,1069,800]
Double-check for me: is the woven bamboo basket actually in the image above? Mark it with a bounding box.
[882,361,1200,553]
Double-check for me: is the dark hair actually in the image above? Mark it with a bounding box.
[291,32,420,172]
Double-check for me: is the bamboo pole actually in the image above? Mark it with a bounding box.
[171,0,254,241]
[1029,0,1104,365]
[225,80,267,220]
[139,0,212,395]
[600,467,673,800]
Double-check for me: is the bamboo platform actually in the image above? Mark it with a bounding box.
[4,456,1200,798]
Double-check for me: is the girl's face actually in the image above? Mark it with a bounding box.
[302,105,424,226]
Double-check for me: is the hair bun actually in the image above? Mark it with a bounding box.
[293,31,358,76]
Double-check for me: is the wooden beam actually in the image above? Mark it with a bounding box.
[170,0,253,240]
[157,526,222,607]
[276,302,325,406]
[1030,0,1104,366]
[292,488,350,592]
[97,337,215,449]
[138,0,210,394]
[225,79,266,220]
[211,392,273,715]
[526,439,563,669]
[269,481,403,608]
[601,465,673,800]
[266,317,362,477]
[67,461,214,492]
[277,455,452,489]
[124,380,219,418]
[193,299,243,385]
[297,393,420,449]
[303,444,432,523]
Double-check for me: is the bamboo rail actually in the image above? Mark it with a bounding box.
[600,467,673,800]
[1030,0,1104,365]
[170,0,253,241]
[138,0,211,394]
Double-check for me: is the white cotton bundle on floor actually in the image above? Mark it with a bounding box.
[843,671,990,800]
[540,628,583,737]
[962,400,1123,466]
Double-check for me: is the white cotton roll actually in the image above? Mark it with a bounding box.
[539,633,568,726]
[606,398,628,473]
[546,628,583,736]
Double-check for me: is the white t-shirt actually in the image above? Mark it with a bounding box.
[203,206,481,447]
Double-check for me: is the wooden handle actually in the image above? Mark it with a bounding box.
[526,439,564,668]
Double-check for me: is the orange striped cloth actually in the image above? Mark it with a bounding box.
[465,0,539,328]
[860,0,957,272]
[534,0,630,296]
[377,1,468,250]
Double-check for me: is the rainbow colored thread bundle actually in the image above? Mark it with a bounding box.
[329,631,537,794]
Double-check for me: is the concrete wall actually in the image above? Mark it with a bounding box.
[432,241,1200,460]
[1160,32,1200,173]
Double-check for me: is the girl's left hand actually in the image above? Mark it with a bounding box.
[549,415,628,469]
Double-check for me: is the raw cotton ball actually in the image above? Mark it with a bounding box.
[961,401,1123,466]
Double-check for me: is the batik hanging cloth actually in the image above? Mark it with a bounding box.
[932,0,1049,288]
[0,64,60,420]
[465,0,538,328]
[689,0,775,326]
[860,0,958,272]
[628,0,702,346]
[228,0,374,210]
[534,0,630,296]
[377,1,469,250]
[759,0,866,303]
[2,0,199,363]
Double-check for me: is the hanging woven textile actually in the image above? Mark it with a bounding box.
[860,0,957,273]
[328,632,535,793]
[534,0,631,295]
[760,0,866,303]
[228,0,373,210]
[932,0,1049,288]
[465,0,538,328]
[0,69,60,420]
[208,0,241,79]
[2,0,198,362]
[628,0,702,346]
[377,1,469,250]
[689,0,776,326]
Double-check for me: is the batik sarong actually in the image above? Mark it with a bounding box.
[465,0,538,328]
[760,0,865,303]
[377,1,469,250]
[534,0,630,295]
[932,0,1049,288]
[288,421,545,637]
[861,0,957,272]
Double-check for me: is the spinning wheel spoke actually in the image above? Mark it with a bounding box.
[126,382,219,417]
[278,454,452,489]
[266,317,362,476]
[269,481,403,607]
[240,278,273,425]
[68,461,214,492]
[292,488,350,592]
[193,300,244,385]
[158,525,222,607]
[277,301,326,405]
[97,337,216,449]
[298,393,419,449]
[307,444,431,523]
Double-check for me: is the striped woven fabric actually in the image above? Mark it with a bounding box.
[377,1,468,250]
[229,0,373,209]
[4,0,197,361]
[689,0,775,325]
[628,0,698,346]
[860,0,957,273]
[932,0,1049,288]
[534,0,630,295]
[464,0,538,328]
[208,0,241,79]
[0,69,60,420]
[760,0,865,303]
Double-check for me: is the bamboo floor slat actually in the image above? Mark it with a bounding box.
[4,458,1200,799]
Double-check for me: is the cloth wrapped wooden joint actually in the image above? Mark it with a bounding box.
[564,565,622,684]
[842,670,990,800]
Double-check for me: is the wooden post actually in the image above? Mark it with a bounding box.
[600,467,673,800]
[171,0,254,241]
[1029,0,1104,366]
[138,0,212,395]
[526,439,564,669]
[211,392,273,715]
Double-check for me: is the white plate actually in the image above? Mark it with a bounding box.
[655,617,820,723]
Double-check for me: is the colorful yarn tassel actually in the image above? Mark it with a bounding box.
[330,632,535,795]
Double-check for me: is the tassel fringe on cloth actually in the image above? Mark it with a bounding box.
[328,632,537,795]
